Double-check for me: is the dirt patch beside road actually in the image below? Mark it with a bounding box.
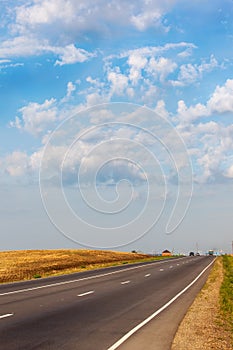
[172,258,232,350]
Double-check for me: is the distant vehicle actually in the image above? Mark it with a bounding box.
[208,250,214,256]
[189,251,194,256]
[196,252,200,256]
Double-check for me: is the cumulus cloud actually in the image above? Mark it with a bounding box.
[176,100,208,123]
[10,98,58,136]
[128,53,147,85]
[131,8,164,31]
[146,56,177,82]
[169,78,233,183]
[107,67,129,96]
[178,63,199,84]
[171,54,218,86]
[15,0,75,29]
[14,0,174,38]
[104,42,195,102]
[207,79,233,113]
[176,79,233,124]
[176,115,233,183]
[0,0,183,64]
[154,100,170,119]
[2,149,43,180]
[6,81,233,186]
[54,44,93,65]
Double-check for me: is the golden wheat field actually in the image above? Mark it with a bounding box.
[0,249,162,283]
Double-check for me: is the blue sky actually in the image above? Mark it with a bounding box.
[0,0,233,254]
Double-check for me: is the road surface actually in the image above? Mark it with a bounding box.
[0,256,215,350]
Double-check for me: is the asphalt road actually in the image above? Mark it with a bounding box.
[0,256,215,350]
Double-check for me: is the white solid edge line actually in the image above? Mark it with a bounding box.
[0,257,185,296]
[0,313,13,319]
[107,258,216,350]
[77,290,94,297]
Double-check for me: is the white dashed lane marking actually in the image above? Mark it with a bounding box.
[77,291,94,297]
[159,269,164,271]
[144,274,151,277]
[121,281,130,285]
[0,313,13,319]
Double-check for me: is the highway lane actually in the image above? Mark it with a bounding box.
[0,256,215,350]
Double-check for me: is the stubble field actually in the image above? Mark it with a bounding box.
[0,249,168,283]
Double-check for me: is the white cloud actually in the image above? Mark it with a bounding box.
[119,42,196,60]
[172,55,218,86]
[0,59,11,64]
[85,92,109,106]
[178,63,199,84]
[177,47,193,58]
[176,116,233,183]
[61,81,76,102]
[176,79,233,124]
[0,36,93,65]
[10,98,58,136]
[225,164,233,178]
[5,151,29,177]
[154,100,170,119]
[6,84,233,186]
[128,53,147,85]
[0,36,42,58]
[104,42,196,101]
[147,56,177,82]
[54,44,93,65]
[14,0,174,38]
[176,100,208,123]
[0,1,195,67]
[66,82,76,98]
[198,54,218,74]
[15,0,74,29]
[0,62,24,70]
[131,9,164,31]
[141,84,159,105]
[107,67,129,96]
[207,79,233,113]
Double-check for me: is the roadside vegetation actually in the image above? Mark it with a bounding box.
[0,249,176,283]
[172,256,233,350]
[220,255,233,338]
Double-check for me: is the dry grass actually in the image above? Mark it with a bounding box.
[172,257,233,350]
[0,249,165,283]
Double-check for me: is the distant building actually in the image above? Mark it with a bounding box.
[162,249,172,256]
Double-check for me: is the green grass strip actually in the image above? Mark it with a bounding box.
[220,255,233,334]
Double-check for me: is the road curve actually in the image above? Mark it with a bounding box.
[0,256,215,350]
